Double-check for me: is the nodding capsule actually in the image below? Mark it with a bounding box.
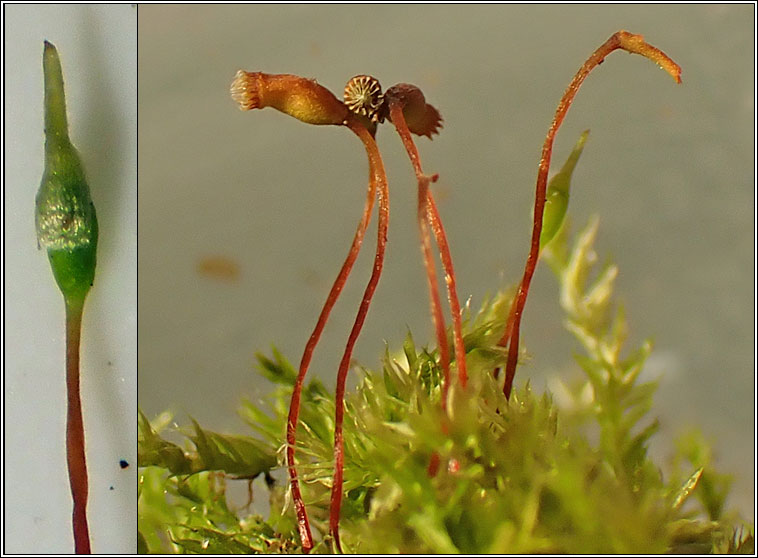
[343,75,386,124]
[385,83,443,139]
[230,71,348,126]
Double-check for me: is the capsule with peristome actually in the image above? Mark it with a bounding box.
[230,71,349,126]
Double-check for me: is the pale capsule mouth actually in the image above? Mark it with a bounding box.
[343,75,386,123]
[230,70,260,111]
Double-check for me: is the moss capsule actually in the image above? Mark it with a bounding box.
[230,71,349,126]
[385,83,443,139]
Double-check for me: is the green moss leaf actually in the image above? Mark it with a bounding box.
[137,410,193,474]
[189,419,277,478]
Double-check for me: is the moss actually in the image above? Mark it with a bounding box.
[138,217,752,554]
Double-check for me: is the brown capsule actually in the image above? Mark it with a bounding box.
[385,83,443,139]
[230,70,349,126]
[343,75,386,123]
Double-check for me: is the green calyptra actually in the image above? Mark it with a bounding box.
[35,40,98,306]
[34,41,97,554]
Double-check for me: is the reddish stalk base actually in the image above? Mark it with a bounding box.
[66,300,91,554]
[284,116,389,553]
[284,145,377,553]
[329,118,390,552]
[388,101,468,402]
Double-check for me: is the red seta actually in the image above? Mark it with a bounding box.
[231,30,681,550]
[497,31,681,400]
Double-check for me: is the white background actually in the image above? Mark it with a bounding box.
[4,4,137,554]
[137,4,754,523]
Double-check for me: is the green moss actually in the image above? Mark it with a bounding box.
[138,217,752,554]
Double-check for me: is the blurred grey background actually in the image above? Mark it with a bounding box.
[138,5,754,521]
